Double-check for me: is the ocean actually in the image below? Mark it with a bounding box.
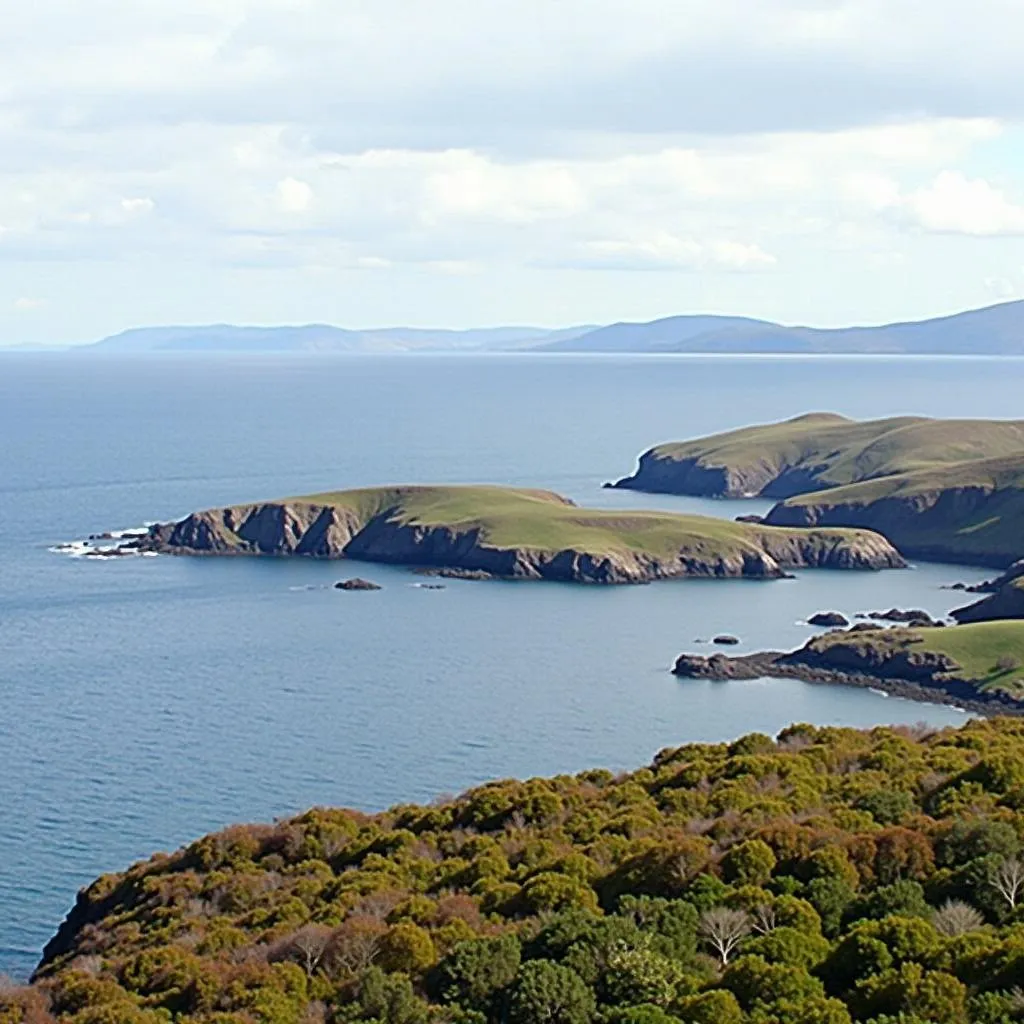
[1,351,1020,979]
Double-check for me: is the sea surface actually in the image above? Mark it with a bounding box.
[1,351,1022,978]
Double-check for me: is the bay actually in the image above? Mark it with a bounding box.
[1,352,1020,978]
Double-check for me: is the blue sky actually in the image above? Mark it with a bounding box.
[3,0,1024,345]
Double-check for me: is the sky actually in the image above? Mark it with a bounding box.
[3,0,1024,345]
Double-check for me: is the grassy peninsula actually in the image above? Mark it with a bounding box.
[674,621,1024,711]
[614,414,1024,568]
[136,484,904,583]
[11,718,1024,1023]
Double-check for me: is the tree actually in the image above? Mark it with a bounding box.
[279,924,334,976]
[991,856,1024,910]
[357,967,429,1024]
[507,961,595,1024]
[435,933,521,1014]
[932,899,985,937]
[604,941,685,1008]
[326,915,386,976]
[698,908,751,966]
[751,903,778,935]
[378,922,437,974]
[721,840,776,887]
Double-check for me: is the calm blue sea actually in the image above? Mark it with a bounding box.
[2,352,1022,979]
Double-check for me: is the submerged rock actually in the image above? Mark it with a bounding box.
[713,635,740,646]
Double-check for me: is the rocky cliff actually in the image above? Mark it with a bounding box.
[763,473,1024,568]
[134,485,905,584]
[952,562,1024,623]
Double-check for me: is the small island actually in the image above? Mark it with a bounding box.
[129,484,905,584]
[613,413,1024,568]
[673,620,1024,713]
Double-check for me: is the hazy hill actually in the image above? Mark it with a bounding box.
[544,300,1024,354]
[89,323,595,353]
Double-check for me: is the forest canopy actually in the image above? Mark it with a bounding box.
[8,718,1024,1023]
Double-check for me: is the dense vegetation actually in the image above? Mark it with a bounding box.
[10,719,1024,1022]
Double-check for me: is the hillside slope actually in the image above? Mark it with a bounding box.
[14,718,1024,1023]
[614,414,1024,567]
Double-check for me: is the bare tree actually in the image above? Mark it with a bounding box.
[698,908,751,966]
[275,924,335,976]
[327,916,386,976]
[992,857,1024,910]
[751,903,778,936]
[932,899,985,937]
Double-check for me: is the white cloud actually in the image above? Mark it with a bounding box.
[0,0,1022,340]
[906,171,1024,236]
[120,197,154,215]
[275,177,313,213]
[568,234,776,272]
[13,296,44,310]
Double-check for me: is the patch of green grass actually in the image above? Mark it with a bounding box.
[273,484,875,560]
[814,621,1024,693]
[651,413,1024,490]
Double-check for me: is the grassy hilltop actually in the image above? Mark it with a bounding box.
[615,414,1024,568]
[804,621,1024,700]
[12,718,1024,1023]
[141,484,904,582]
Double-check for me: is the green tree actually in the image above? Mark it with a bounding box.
[434,933,521,1015]
[722,840,777,887]
[507,961,595,1024]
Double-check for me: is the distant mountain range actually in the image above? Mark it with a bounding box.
[539,300,1024,355]
[81,299,1024,355]
[89,324,596,353]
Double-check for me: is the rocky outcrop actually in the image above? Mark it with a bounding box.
[861,608,940,626]
[809,612,849,627]
[952,579,1024,624]
[335,578,382,591]
[145,503,365,557]
[672,633,1023,714]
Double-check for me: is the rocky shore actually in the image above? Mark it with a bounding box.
[672,630,1024,715]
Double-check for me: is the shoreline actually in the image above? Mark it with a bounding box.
[672,649,1024,716]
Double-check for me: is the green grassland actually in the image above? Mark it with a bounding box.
[647,413,1024,492]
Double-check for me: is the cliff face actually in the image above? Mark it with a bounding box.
[764,485,1022,568]
[952,564,1024,623]
[613,450,830,499]
[145,503,365,557]
[139,499,904,583]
